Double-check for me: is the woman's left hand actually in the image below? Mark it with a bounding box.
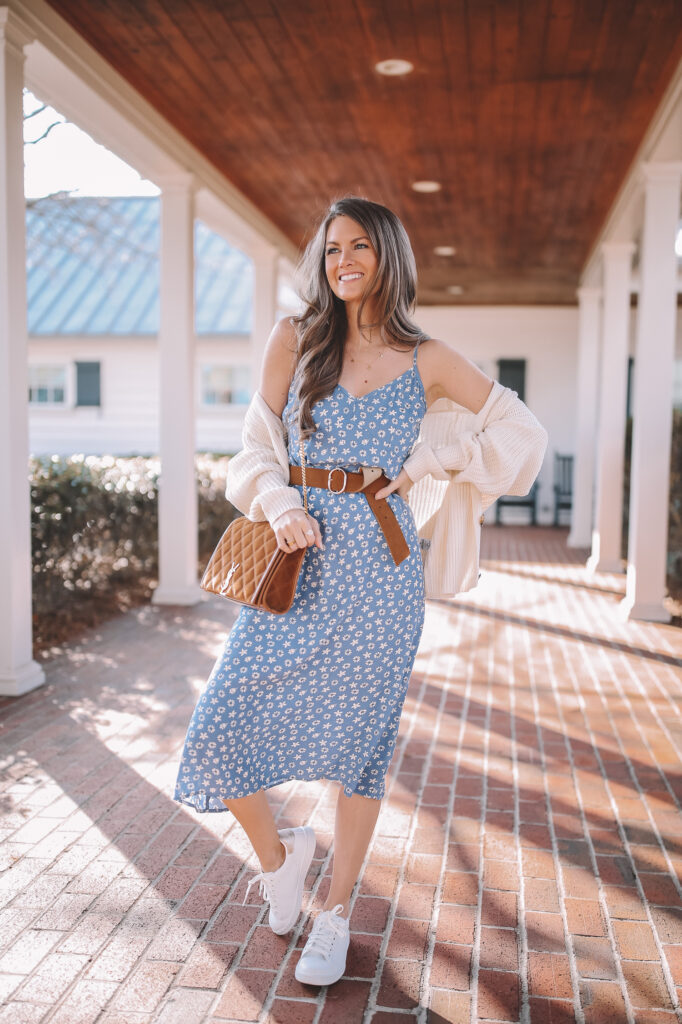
[375,468,413,502]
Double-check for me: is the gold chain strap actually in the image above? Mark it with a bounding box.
[298,436,309,514]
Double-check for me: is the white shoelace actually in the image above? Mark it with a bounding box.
[244,869,279,909]
[304,903,348,959]
[244,840,291,907]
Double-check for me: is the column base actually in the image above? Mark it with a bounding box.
[618,594,671,623]
[586,553,624,575]
[152,584,205,607]
[567,529,591,549]
[0,659,46,697]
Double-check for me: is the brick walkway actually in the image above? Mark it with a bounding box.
[1,525,681,1024]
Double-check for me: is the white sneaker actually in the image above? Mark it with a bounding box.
[244,825,316,935]
[295,903,350,986]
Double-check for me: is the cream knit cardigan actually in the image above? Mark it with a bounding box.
[225,380,548,599]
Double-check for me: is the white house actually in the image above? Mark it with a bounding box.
[27,194,255,455]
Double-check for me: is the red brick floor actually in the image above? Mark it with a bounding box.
[1,525,681,1024]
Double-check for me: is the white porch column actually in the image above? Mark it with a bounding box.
[251,243,279,395]
[152,173,201,606]
[0,9,44,696]
[620,162,682,622]
[586,241,635,575]
[568,286,601,548]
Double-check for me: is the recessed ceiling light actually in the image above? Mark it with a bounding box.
[412,180,441,193]
[447,285,464,295]
[375,59,414,76]
[434,246,456,256]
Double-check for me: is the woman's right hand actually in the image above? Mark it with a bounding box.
[271,508,324,553]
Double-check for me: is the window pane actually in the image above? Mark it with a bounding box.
[76,362,101,407]
[201,364,250,405]
[28,366,66,404]
[498,359,526,402]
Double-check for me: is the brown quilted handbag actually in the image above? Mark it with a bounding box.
[200,437,310,614]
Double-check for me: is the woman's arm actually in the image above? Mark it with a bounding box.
[401,397,548,496]
[375,339,548,501]
[225,318,324,551]
[225,317,301,521]
[258,316,299,418]
[225,437,304,525]
[418,338,496,413]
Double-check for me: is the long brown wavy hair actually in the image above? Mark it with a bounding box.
[290,196,429,440]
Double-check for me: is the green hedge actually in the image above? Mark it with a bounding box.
[31,454,240,643]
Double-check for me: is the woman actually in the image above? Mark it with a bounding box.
[174,196,546,986]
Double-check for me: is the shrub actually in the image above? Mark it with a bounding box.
[30,453,239,649]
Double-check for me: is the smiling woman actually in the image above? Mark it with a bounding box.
[173,195,548,989]
[282,197,431,432]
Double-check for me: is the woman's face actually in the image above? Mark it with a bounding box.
[324,215,379,305]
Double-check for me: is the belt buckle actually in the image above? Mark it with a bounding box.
[328,467,348,493]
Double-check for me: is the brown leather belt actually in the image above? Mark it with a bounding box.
[288,463,410,567]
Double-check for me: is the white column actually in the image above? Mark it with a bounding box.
[0,10,44,696]
[586,241,635,575]
[568,286,601,548]
[152,173,202,605]
[251,243,279,396]
[276,254,302,320]
[620,162,682,622]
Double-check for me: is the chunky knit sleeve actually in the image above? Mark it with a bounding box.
[402,385,548,506]
[225,392,304,526]
[225,451,304,525]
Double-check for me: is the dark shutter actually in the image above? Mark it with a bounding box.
[76,362,101,407]
[498,359,526,402]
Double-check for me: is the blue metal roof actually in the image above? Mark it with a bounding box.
[26,195,253,335]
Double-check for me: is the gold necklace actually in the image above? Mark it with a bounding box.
[347,341,385,385]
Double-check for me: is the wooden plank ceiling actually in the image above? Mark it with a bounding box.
[45,0,682,305]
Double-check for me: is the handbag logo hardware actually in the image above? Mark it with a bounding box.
[328,467,348,493]
[220,562,240,593]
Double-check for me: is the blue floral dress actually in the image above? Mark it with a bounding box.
[174,344,427,811]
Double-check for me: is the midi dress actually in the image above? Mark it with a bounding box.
[173,343,427,811]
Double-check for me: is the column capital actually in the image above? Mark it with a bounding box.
[156,170,195,195]
[601,240,636,261]
[0,7,35,53]
[639,160,682,186]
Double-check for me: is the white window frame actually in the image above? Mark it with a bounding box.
[199,363,251,409]
[28,363,70,407]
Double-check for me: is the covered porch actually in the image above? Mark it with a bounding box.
[1,4,682,1020]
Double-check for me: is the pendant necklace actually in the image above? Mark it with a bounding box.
[348,342,385,384]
